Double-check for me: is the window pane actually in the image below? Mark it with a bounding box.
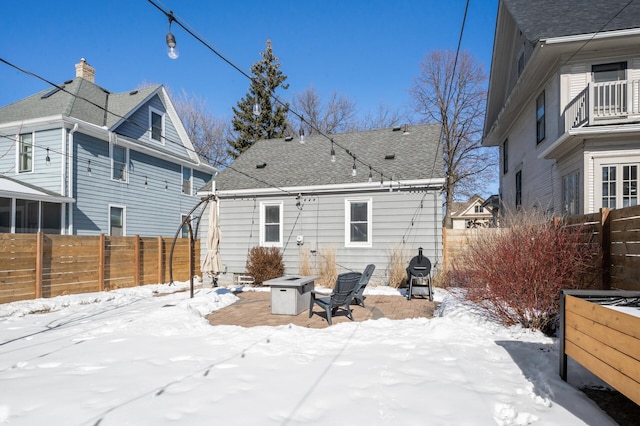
[181,215,189,238]
[182,168,192,194]
[265,205,279,223]
[112,146,126,180]
[110,207,123,236]
[351,223,368,242]
[0,197,11,233]
[151,112,162,141]
[41,202,61,234]
[351,202,367,221]
[265,224,279,242]
[19,133,33,172]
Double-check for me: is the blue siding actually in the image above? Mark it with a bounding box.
[73,131,212,237]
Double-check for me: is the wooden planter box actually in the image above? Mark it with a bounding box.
[559,289,640,405]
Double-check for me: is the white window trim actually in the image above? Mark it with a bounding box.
[110,144,129,183]
[182,166,193,196]
[594,156,640,210]
[259,201,283,247]
[108,204,126,236]
[345,197,372,248]
[149,106,165,144]
[17,132,34,174]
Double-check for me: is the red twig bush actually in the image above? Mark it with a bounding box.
[246,247,285,285]
[450,212,599,335]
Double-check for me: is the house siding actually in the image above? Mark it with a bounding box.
[73,132,208,237]
[216,190,442,286]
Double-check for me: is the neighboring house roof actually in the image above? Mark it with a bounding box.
[0,175,73,203]
[207,124,444,194]
[503,0,640,42]
[0,78,160,129]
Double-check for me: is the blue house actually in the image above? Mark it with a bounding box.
[0,59,216,237]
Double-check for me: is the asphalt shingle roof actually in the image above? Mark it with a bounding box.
[503,0,640,42]
[0,78,160,129]
[211,124,443,192]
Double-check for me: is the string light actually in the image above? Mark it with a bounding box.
[299,116,305,144]
[145,175,148,188]
[87,160,92,175]
[252,98,261,116]
[45,147,51,166]
[351,156,357,177]
[166,11,179,59]
[368,166,372,183]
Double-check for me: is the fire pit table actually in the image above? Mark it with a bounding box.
[263,275,319,315]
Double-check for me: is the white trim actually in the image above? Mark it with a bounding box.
[344,197,372,248]
[592,154,640,210]
[108,204,126,236]
[148,106,165,145]
[259,201,283,247]
[16,131,34,174]
[542,28,640,45]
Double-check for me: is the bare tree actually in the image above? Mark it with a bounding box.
[410,50,496,228]
[174,90,233,168]
[291,86,358,135]
[359,103,406,130]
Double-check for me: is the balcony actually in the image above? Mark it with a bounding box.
[564,80,640,131]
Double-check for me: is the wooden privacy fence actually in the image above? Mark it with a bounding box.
[559,206,640,291]
[0,233,200,304]
[442,227,501,272]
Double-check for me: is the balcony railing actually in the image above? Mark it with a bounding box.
[564,79,640,131]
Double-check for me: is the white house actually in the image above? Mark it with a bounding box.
[483,0,640,215]
[450,195,494,229]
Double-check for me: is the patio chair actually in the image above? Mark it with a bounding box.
[406,247,433,301]
[352,264,376,308]
[309,272,362,325]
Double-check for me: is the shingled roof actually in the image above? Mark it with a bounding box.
[0,77,160,129]
[210,123,443,192]
[503,0,640,42]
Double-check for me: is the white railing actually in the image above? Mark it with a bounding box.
[565,79,640,130]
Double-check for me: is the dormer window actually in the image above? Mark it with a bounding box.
[149,107,164,143]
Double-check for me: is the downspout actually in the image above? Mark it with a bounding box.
[68,123,79,235]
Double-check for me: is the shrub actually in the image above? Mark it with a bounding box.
[246,246,285,285]
[298,248,312,276]
[451,210,599,335]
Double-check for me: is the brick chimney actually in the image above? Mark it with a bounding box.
[75,58,95,83]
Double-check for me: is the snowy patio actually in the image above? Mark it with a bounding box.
[0,282,622,425]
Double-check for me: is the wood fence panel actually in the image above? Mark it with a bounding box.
[0,234,37,303]
[564,295,640,405]
[140,237,160,285]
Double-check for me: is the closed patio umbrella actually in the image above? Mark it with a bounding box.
[202,197,223,286]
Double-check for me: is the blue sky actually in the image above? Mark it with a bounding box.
[1,0,498,121]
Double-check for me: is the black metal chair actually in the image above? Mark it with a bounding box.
[309,272,362,325]
[406,247,433,301]
[352,264,376,308]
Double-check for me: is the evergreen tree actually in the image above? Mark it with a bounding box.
[228,40,289,158]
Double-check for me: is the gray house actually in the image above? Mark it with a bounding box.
[0,59,216,237]
[200,124,445,285]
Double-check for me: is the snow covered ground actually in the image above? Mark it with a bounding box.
[0,282,616,425]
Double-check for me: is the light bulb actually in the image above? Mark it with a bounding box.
[368,167,372,183]
[45,148,51,166]
[352,162,357,177]
[299,127,305,144]
[166,32,179,59]
[331,148,336,163]
[253,101,261,116]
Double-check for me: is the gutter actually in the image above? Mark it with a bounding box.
[541,27,640,45]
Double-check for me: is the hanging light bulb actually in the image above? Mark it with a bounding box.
[330,139,336,162]
[87,160,92,176]
[45,148,51,166]
[252,99,261,116]
[166,12,179,59]
[145,175,148,189]
[352,156,357,177]
[299,126,305,144]
[368,167,373,183]
[380,175,384,188]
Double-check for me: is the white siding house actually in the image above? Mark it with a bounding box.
[483,0,640,215]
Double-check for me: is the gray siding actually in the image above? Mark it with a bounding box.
[216,190,442,286]
[73,132,211,237]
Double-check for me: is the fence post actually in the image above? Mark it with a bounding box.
[99,234,105,291]
[158,236,164,284]
[35,231,44,299]
[134,235,141,286]
[600,208,611,290]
